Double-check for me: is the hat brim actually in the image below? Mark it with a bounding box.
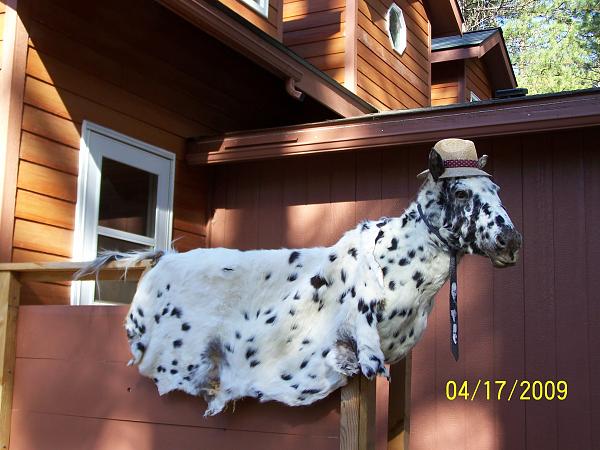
[417,167,491,180]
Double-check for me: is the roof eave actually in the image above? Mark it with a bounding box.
[432,30,517,90]
[187,89,600,164]
[156,0,377,117]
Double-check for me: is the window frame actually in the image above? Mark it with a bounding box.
[470,91,481,102]
[71,121,175,305]
[386,3,407,55]
[240,0,269,18]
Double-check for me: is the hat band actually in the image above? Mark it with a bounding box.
[443,159,478,169]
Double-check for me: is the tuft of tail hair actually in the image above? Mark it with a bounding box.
[73,248,174,281]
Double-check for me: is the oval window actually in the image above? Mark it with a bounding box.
[387,4,407,55]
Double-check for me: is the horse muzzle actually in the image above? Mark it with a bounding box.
[488,227,522,268]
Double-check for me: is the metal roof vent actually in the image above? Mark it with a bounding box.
[495,88,528,99]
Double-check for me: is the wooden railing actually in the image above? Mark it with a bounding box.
[0,261,384,450]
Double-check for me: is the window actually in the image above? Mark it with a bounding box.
[386,3,407,55]
[470,91,481,102]
[72,122,175,305]
[241,0,269,17]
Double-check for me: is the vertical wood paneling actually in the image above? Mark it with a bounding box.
[490,136,525,450]
[584,127,600,450]
[521,133,557,450]
[552,131,591,449]
[465,58,491,101]
[218,0,282,39]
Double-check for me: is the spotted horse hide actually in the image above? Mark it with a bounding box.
[82,173,520,416]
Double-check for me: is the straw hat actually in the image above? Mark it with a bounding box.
[417,138,490,179]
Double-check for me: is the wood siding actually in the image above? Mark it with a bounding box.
[283,0,346,84]
[206,127,600,449]
[356,0,430,110]
[10,305,341,450]
[219,0,283,40]
[12,0,228,304]
[431,60,463,106]
[465,57,492,101]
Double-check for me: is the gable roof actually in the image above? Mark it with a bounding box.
[432,28,517,91]
[432,28,497,51]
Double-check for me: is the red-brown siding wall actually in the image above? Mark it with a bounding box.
[208,127,600,449]
[356,0,430,110]
[220,0,283,40]
[10,305,341,450]
[283,0,346,84]
[465,57,492,101]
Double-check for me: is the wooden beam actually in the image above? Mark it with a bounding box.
[0,260,150,283]
[0,271,20,449]
[187,89,600,164]
[0,0,29,262]
[340,376,379,450]
[156,0,375,117]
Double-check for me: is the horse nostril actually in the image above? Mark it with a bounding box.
[496,235,506,248]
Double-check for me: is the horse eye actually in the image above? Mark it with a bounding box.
[455,190,468,200]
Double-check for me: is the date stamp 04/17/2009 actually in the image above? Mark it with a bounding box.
[445,380,568,401]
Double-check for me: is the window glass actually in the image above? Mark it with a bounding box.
[387,4,407,55]
[98,158,157,237]
[95,235,142,304]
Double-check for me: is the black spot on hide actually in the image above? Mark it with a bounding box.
[348,247,358,259]
[250,360,260,367]
[322,348,330,357]
[246,336,255,342]
[389,309,398,320]
[389,280,396,290]
[171,307,182,318]
[409,328,414,337]
[157,366,165,373]
[375,231,384,244]
[300,359,309,369]
[361,222,370,231]
[388,238,398,251]
[166,284,170,291]
[289,308,296,316]
[329,253,337,262]
[483,204,491,215]
[495,215,505,225]
[310,275,327,289]
[172,360,178,365]
[291,384,299,389]
[154,314,160,324]
[351,287,356,297]
[289,251,300,264]
[266,315,277,324]
[388,342,395,350]
[223,267,234,271]
[225,344,233,353]
[170,369,178,374]
[137,308,144,317]
[265,273,272,280]
[173,339,182,348]
[182,323,191,331]
[136,342,146,353]
[302,388,321,395]
[244,312,250,320]
[157,291,163,298]
[398,258,409,266]
[246,348,257,359]
[412,271,424,288]
[302,338,311,345]
[408,249,416,258]
[293,291,301,300]
[235,331,241,339]
[287,273,298,282]
[366,313,374,326]
[382,267,388,277]
[340,269,347,283]
[281,373,292,381]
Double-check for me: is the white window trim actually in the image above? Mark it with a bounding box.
[71,121,175,305]
[241,0,269,17]
[386,3,407,55]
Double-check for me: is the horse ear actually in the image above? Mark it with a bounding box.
[428,148,445,181]
[478,154,488,169]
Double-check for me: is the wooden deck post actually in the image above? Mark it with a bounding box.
[340,376,378,450]
[0,272,20,449]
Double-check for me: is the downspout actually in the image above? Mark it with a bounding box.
[285,77,305,101]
